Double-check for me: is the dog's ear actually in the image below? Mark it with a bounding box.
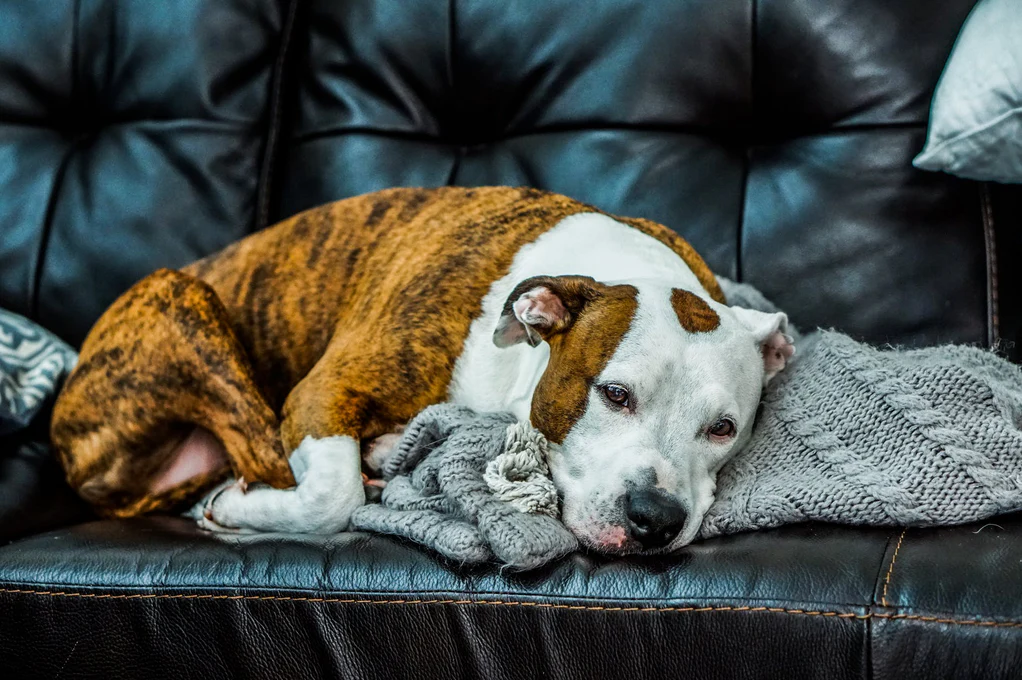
[493,275,601,348]
[730,307,795,384]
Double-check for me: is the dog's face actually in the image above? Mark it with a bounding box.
[494,275,793,554]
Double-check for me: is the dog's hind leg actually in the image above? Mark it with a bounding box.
[51,268,295,517]
[197,309,451,534]
[195,343,377,534]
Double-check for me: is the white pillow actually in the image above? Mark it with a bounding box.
[913,0,1022,183]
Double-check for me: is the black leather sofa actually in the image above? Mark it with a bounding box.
[3,1,1022,678]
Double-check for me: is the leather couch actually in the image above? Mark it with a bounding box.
[3,0,1022,677]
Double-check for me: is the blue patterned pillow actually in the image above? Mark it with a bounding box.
[0,309,77,436]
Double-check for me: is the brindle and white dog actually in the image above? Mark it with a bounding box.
[51,187,793,554]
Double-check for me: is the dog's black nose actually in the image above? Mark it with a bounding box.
[624,490,687,549]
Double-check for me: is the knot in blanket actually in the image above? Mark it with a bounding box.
[483,422,559,517]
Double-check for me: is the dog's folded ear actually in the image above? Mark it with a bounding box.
[493,275,601,348]
[730,307,795,384]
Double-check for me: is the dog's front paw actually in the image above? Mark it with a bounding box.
[193,478,244,533]
[196,512,239,533]
[189,436,364,534]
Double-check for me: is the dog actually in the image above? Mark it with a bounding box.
[51,186,793,554]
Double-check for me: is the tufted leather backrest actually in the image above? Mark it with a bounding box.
[2,0,1020,354]
[0,0,291,345]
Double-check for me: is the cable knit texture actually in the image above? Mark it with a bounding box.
[350,404,577,569]
[700,278,1022,537]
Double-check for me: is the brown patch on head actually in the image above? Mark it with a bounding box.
[529,282,638,444]
[671,288,720,333]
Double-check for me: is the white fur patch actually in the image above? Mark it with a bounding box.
[448,212,707,418]
[191,435,364,534]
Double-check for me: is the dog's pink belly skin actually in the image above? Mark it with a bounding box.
[151,427,229,494]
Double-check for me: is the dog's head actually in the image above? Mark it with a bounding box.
[494,275,793,554]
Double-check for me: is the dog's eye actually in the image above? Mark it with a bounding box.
[602,384,630,408]
[708,417,736,440]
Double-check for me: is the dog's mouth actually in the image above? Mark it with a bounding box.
[574,528,641,555]
[565,513,700,556]
[575,530,687,556]
[567,521,658,555]
[583,525,636,553]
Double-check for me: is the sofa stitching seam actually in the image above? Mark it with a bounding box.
[980,183,1000,346]
[27,0,82,320]
[446,0,456,96]
[289,121,928,147]
[0,588,868,618]
[28,145,78,319]
[3,587,1020,628]
[255,0,299,229]
[881,528,907,607]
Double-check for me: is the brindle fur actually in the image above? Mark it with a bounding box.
[51,269,290,516]
[51,186,722,517]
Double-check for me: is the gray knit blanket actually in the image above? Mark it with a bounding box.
[701,278,1022,537]
[353,278,1022,569]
